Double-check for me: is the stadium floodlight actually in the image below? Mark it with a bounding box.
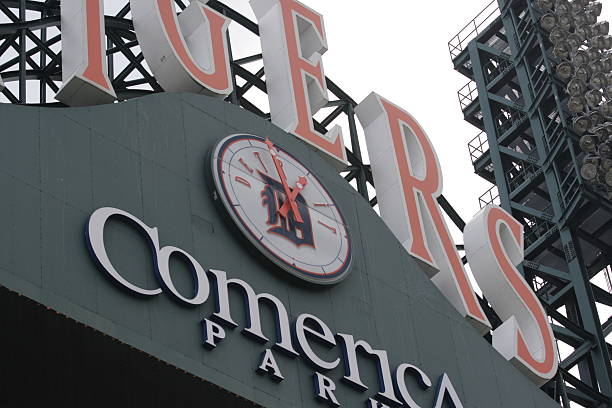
[585,89,603,107]
[575,64,592,82]
[592,21,610,36]
[558,15,572,31]
[605,170,612,187]
[589,59,605,74]
[602,56,612,71]
[568,0,581,14]
[580,135,600,152]
[587,46,602,61]
[581,161,599,180]
[590,72,608,89]
[555,0,571,15]
[569,96,586,112]
[567,33,585,50]
[574,0,591,7]
[572,49,591,65]
[593,124,609,138]
[553,42,571,59]
[573,115,591,134]
[541,13,558,31]
[556,61,574,79]
[583,153,601,168]
[550,27,568,43]
[581,154,601,184]
[575,24,593,39]
[536,0,554,11]
[600,140,612,158]
[586,11,599,25]
[568,78,586,96]
[586,2,603,17]
[593,35,612,50]
[589,110,604,127]
[601,99,612,114]
[573,12,589,27]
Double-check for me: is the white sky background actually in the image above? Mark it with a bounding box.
[295,0,497,222]
[219,0,498,222]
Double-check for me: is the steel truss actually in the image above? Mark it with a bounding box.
[450,0,612,406]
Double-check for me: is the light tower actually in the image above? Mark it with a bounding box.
[450,0,612,406]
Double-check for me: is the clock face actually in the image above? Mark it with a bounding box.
[210,134,352,284]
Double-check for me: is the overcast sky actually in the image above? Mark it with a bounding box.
[219,0,499,223]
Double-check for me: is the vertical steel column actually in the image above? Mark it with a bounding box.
[107,38,114,81]
[18,0,26,103]
[39,5,46,103]
[347,103,368,200]
[467,41,513,209]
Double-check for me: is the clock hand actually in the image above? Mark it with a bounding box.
[278,177,308,218]
[264,138,304,223]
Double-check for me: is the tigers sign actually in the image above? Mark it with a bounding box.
[57,0,557,387]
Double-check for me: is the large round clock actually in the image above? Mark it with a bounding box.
[210,134,352,284]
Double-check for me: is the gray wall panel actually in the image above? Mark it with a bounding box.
[0,93,561,408]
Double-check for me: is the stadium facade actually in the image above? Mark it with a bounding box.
[0,0,608,407]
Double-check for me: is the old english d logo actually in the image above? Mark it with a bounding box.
[211,134,352,284]
[260,172,314,247]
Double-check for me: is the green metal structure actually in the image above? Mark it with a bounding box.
[450,0,612,406]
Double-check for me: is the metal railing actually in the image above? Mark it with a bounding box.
[559,167,581,210]
[541,110,566,152]
[528,57,549,97]
[495,106,526,136]
[515,11,534,46]
[458,80,479,111]
[506,160,541,192]
[448,0,501,60]
[468,131,490,164]
[479,185,500,208]
[523,213,555,247]
[604,266,612,294]
[483,55,513,84]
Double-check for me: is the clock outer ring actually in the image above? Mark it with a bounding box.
[210,134,353,285]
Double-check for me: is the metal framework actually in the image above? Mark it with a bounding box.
[450,0,612,406]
